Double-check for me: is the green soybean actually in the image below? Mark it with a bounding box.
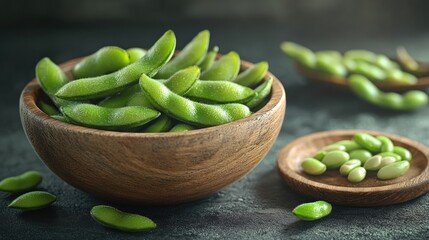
[185,80,256,103]
[73,46,130,79]
[385,69,417,85]
[344,50,376,62]
[315,51,342,62]
[349,149,372,164]
[200,51,240,81]
[373,55,400,71]
[322,144,347,152]
[140,74,251,127]
[127,48,147,63]
[280,42,316,68]
[339,159,361,175]
[403,91,429,109]
[376,136,394,152]
[169,123,195,132]
[363,155,383,170]
[8,191,56,210]
[348,74,380,104]
[380,92,403,110]
[156,30,209,79]
[379,152,402,161]
[377,161,410,180]
[61,104,160,130]
[233,61,268,87]
[91,205,156,232]
[333,140,361,152]
[301,158,327,175]
[56,30,176,100]
[393,146,412,161]
[142,114,173,133]
[292,201,332,221]
[51,114,70,123]
[315,54,347,77]
[38,100,59,116]
[0,171,43,193]
[321,150,350,169]
[353,133,382,152]
[313,151,326,161]
[352,61,386,81]
[347,167,366,183]
[198,46,219,71]
[246,78,273,109]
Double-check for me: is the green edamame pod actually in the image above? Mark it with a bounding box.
[198,46,219,71]
[169,123,195,132]
[385,69,417,85]
[142,114,173,133]
[91,205,156,232]
[139,74,251,127]
[313,151,326,161]
[280,42,316,68]
[301,158,327,175]
[233,61,268,87]
[293,201,332,221]
[246,78,273,109]
[56,30,176,100]
[126,92,153,108]
[344,50,376,62]
[0,171,43,193]
[162,66,200,95]
[127,48,147,63]
[73,46,130,79]
[348,74,380,104]
[315,51,342,62]
[393,146,412,161]
[353,133,382,153]
[352,61,386,81]
[51,114,70,123]
[372,55,400,71]
[376,136,394,152]
[185,80,256,103]
[377,161,410,180]
[38,100,59,116]
[156,30,209,79]
[61,104,160,130]
[402,91,429,110]
[200,51,241,81]
[8,191,56,210]
[98,84,141,108]
[315,54,347,77]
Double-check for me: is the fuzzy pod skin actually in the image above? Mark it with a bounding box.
[200,51,241,81]
[72,46,130,79]
[98,84,142,108]
[156,30,209,79]
[139,74,251,127]
[198,46,219,71]
[246,78,273,109]
[8,191,56,210]
[233,61,269,87]
[293,201,332,221]
[38,100,59,116]
[56,30,176,100]
[0,171,43,193]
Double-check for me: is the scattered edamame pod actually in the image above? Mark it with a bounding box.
[376,136,394,152]
[140,74,251,127]
[8,191,56,210]
[38,100,59,116]
[156,30,209,79]
[72,46,130,79]
[246,78,273,109]
[142,114,173,133]
[353,133,382,153]
[233,61,268,87]
[393,146,412,161]
[280,41,316,68]
[200,51,241,81]
[0,171,43,193]
[198,46,219,71]
[339,159,361,175]
[127,48,147,63]
[56,30,176,100]
[349,149,372,164]
[292,201,332,221]
[301,158,327,175]
[377,161,410,180]
[347,167,366,183]
[91,205,156,232]
[61,104,160,130]
[169,123,195,132]
[185,80,256,103]
[321,150,350,169]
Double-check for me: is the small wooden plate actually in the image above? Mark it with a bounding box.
[295,64,429,92]
[277,130,429,206]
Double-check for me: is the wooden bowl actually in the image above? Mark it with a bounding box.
[19,57,286,205]
[277,130,429,206]
[295,64,429,92]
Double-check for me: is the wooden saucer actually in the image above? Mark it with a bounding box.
[295,64,429,92]
[277,130,429,206]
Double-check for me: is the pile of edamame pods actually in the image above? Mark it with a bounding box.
[301,133,411,183]
[280,42,429,111]
[36,30,272,132]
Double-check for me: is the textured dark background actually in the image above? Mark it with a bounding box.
[1,0,429,239]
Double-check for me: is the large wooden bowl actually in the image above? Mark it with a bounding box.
[19,57,286,205]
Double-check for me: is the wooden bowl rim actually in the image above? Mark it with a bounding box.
[21,56,286,138]
[295,63,429,91]
[277,129,429,194]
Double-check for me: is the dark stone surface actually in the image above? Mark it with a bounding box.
[1,20,429,239]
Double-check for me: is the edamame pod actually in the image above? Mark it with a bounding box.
[348,74,380,104]
[280,42,316,68]
[51,114,70,123]
[61,104,160,130]
[377,161,410,180]
[8,191,56,210]
[347,167,366,183]
[198,46,219,71]
[315,54,347,77]
[292,201,332,221]
[38,100,59,116]
[393,146,412,161]
[402,91,429,110]
[344,50,376,62]
[233,61,268,87]
[200,51,241,81]
[353,133,382,153]
[142,114,173,133]
[376,136,394,152]
[56,30,176,100]
[0,171,43,193]
[72,46,130,79]
[352,61,386,81]
[315,51,342,62]
[162,66,200,95]
[140,74,251,127]
[98,84,141,108]
[185,80,256,103]
[246,78,273,109]
[126,92,153,108]
[156,30,209,79]
[127,48,147,63]
[373,55,400,71]
[385,69,417,85]
[169,123,195,132]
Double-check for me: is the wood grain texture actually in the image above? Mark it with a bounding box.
[19,57,286,205]
[277,130,429,206]
[295,64,429,92]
